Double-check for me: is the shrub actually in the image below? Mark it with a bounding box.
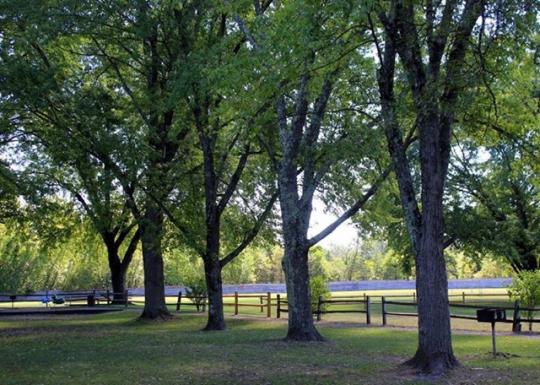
[509,270,540,330]
[310,275,331,313]
[184,278,208,312]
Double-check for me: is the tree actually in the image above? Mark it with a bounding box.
[0,3,143,303]
[509,270,540,331]
[235,1,390,341]
[446,44,540,273]
[123,1,280,330]
[12,1,196,319]
[89,1,193,320]
[33,155,141,303]
[369,0,537,374]
[2,1,278,321]
[451,145,539,272]
[85,1,281,324]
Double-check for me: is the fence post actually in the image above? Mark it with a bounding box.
[106,289,110,305]
[234,291,239,316]
[382,296,387,326]
[277,294,281,319]
[124,290,129,308]
[462,291,466,304]
[176,291,182,312]
[316,295,323,322]
[260,295,264,313]
[512,300,521,333]
[366,296,371,325]
[412,292,416,303]
[267,292,271,318]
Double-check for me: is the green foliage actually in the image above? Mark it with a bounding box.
[0,0,538,298]
[509,271,540,321]
[0,216,144,293]
[184,277,208,312]
[310,275,331,312]
[325,239,412,281]
[252,245,284,283]
[0,226,49,293]
[446,250,513,280]
[308,246,332,280]
[163,246,203,286]
[222,253,257,284]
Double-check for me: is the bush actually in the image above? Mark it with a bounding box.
[509,270,540,330]
[184,277,208,312]
[310,275,331,313]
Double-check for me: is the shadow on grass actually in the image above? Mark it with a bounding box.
[1,312,539,385]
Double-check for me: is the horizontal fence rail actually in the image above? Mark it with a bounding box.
[380,296,539,332]
[2,287,536,333]
[275,294,371,324]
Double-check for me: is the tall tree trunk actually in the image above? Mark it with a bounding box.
[139,203,170,320]
[104,237,127,304]
[201,215,226,331]
[282,245,323,341]
[104,228,140,304]
[203,259,225,330]
[110,263,127,304]
[406,173,457,373]
[376,21,457,374]
[277,125,324,341]
[104,239,126,304]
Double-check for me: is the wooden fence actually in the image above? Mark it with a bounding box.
[4,289,537,333]
[381,297,539,332]
[382,291,511,303]
[0,290,129,308]
[276,294,371,324]
[174,291,273,317]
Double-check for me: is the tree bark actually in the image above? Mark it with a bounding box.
[278,158,323,341]
[104,229,140,304]
[104,236,127,304]
[282,244,324,341]
[203,259,225,331]
[139,202,170,320]
[405,154,457,373]
[109,263,127,304]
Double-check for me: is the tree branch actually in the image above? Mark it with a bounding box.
[220,189,278,267]
[307,166,391,247]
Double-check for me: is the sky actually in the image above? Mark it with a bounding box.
[308,197,359,249]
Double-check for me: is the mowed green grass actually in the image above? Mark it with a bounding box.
[1,311,539,385]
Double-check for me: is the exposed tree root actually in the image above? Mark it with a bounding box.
[139,308,173,321]
[402,351,460,377]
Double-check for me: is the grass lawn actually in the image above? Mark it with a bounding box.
[1,311,538,385]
